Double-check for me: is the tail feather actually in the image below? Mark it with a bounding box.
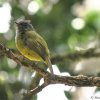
[46,57,54,74]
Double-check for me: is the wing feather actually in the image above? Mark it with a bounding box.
[24,31,49,61]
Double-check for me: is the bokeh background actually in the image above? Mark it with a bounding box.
[0,0,100,100]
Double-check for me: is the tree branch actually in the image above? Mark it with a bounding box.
[51,48,100,63]
[0,44,100,96]
[28,83,48,95]
[22,83,48,99]
[49,75,100,86]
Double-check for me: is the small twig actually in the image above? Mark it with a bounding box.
[28,83,48,95]
[22,83,48,100]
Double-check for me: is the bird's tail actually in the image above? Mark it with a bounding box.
[45,57,54,75]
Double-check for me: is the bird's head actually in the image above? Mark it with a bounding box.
[15,20,34,33]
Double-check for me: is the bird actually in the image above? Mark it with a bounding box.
[15,19,54,74]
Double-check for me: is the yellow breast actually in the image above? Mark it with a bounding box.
[15,37,43,61]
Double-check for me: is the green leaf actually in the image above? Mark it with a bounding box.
[64,91,72,100]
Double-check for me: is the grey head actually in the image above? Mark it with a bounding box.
[15,19,34,33]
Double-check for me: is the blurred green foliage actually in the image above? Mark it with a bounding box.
[0,0,100,100]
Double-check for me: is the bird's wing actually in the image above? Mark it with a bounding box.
[25,33,49,61]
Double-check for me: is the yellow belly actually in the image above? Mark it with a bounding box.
[16,38,43,61]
